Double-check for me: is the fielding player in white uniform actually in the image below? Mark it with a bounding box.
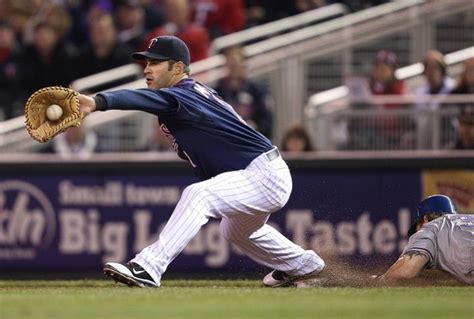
[377,195,473,285]
[78,36,324,288]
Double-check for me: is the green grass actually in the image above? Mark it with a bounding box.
[0,280,472,319]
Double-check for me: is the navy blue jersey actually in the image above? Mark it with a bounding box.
[98,78,273,180]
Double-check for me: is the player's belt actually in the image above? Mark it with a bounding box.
[265,148,280,161]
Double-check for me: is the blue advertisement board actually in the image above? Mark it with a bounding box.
[0,169,421,271]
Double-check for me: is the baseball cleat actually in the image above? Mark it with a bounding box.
[103,262,159,288]
[263,267,325,288]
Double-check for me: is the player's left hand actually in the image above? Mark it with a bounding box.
[77,94,96,118]
[25,86,83,143]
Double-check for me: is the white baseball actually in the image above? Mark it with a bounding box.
[46,104,63,121]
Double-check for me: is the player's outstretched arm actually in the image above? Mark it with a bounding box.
[379,251,429,283]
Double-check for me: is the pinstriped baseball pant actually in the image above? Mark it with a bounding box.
[132,150,325,284]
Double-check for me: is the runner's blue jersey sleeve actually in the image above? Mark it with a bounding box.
[98,79,273,180]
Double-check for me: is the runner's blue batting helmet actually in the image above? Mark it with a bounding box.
[408,194,457,237]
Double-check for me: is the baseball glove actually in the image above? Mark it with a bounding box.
[25,86,83,143]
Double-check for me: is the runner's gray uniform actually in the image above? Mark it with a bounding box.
[403,214,474,285]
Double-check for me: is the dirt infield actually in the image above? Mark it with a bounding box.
[295,255,466,288]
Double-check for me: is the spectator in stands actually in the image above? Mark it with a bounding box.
[451,57,474,95]
[371,49,407,149]
[369,49,405,97]
[454,106,474,150]
[192,0,246,38]
[214,45,273,138]
[416,50,455,97]
[66,0,93,47]
[42,124,99,159]
[449,57,474,137]
[42,3,74,43]
[349,49,407,150]
[415,50,456,149]
[75,11,133,79]
[451,59,474,150]
[67,0,118,47]
[2,0,37,47]
[0,21,22,119]
[128,0,166,31]
[142,0,210,63]
[87,1,115,20]
[281,123,314,152]
[116,1,149,51]
[17,19,77,97]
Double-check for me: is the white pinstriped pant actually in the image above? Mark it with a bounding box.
[132,150,325,284]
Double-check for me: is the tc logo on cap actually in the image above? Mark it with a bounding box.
[148,38,158,49]
[132,35,191,66]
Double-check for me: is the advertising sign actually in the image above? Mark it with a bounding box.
[422,170,474,213]
[0,170,422,270]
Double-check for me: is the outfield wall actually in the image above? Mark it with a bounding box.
[0,152,473,271]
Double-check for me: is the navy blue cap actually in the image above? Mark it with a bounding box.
[132,35,190,66]
[407,194,457,237]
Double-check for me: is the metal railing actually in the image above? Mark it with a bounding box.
[306,46,474,109]
[306,94,474,151]
[71,64,143,92]
[210,3,349,54]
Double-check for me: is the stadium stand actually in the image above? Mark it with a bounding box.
[0,0,473,153]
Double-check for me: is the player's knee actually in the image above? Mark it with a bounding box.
[180,183,209,208]
[220,221,247,242]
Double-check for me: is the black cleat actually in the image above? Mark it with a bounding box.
[103,262,159,288]
[263,267,324,288]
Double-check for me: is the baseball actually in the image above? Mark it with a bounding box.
[46,104,63,121]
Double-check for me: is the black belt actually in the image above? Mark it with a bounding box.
[265,148,280,161]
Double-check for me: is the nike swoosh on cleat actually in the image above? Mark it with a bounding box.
[131,268,146,276]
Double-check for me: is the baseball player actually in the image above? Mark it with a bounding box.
[77,35,325,288]
[376,194,473,285]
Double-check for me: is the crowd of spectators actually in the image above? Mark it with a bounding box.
[345,49,474,151]
[0,0,388,122]
[3,0,470,155]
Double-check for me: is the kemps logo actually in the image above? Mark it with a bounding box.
[0,180,56,260]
